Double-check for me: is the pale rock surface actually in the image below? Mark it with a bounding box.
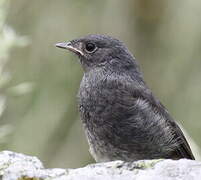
[0,151,200,180]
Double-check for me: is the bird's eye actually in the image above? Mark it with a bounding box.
[85,43,96,53]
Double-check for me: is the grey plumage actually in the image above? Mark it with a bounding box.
[56,34,195,162]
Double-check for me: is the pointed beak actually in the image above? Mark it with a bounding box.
[55,42,84,56]
[55,42,71,49]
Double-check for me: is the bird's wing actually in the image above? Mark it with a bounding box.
[163,109,195,160]
[133,87,195,160]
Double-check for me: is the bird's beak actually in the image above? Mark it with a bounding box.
[55,42,84,56]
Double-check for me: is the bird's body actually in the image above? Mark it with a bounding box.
[56,34,195,162]
[79,64,193,162]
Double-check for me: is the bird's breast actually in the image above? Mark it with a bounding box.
[78,71,136,126]
[79,75,113,125]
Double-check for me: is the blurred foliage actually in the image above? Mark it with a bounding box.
[0,0,200,168]
[0,0,28,147]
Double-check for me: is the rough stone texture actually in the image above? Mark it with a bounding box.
[0,151,200,180]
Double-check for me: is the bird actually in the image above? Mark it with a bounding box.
[55,34,195,162]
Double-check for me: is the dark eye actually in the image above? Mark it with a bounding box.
[85,43,96,53]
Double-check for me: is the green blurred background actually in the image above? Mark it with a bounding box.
[0,0,201,168]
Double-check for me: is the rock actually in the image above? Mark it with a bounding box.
[0,151,200,180]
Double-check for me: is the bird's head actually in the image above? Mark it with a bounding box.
[56,34,139,73]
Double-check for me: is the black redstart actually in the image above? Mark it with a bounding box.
[56,34,195,162]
